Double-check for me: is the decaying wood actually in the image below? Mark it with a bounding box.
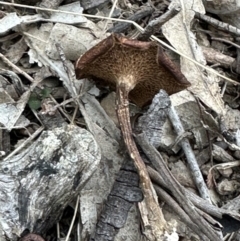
[0,123,101,241]
[90,159,142,241]
[135,89,171,148]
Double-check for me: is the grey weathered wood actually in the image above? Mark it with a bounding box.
[135,89,170,148]
[0,124,101,241]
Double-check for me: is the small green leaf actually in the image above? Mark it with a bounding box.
[28,93,41,110]
[41,87,52,98]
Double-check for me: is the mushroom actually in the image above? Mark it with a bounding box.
[75,34,190,107]
[75,34,190,237]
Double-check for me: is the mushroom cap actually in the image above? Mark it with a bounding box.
[75,34,190,107]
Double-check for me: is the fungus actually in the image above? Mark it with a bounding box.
[75,34,190,236]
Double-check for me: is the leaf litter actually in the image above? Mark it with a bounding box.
[1,0,240,241]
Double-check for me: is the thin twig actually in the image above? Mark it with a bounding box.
[108,6,154,33]
[195,11,240,37]
[201,46,235,69]
[57,222,60,240]
[49,96,74,123]
[65,195,80,241]
[168,105,211,202]
[3,126,44,161]
[211,37,240,49]
[0,32,19,42]
[103,0,118,31]
[138,6,180,41]
[147,166,226,219]
[136,133,222,241]
[153,184,201,233]
[0,53,34,83]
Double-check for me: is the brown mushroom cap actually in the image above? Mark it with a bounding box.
[75,34,190,107]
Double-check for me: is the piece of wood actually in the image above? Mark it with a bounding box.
[0,124,101,241]
[90,159,142,241]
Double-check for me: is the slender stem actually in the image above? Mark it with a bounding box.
[116,84,152,190]
[116,83,166,238]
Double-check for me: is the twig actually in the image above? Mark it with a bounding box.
[138,6,180,41]
[195,97,214,166]
[168,105,211,202]
[153,184,201,233]
[57,222,60,240]
[201,46,235,69]
[3,126,44,161]
[211,37,240,49]
[136,133,222,241]
[195,11,240,37]
[234,37,240,75]
[65,195,80,241]
[103,0,118,31]
[0,53,34,83]
[54,42,96,133]
[108,6,154,33]
[0,32,19,42]
[147,166,226,219]
[49,96,73,123]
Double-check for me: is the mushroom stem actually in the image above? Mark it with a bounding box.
[116,83,166,238]
[116,84,151,189]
